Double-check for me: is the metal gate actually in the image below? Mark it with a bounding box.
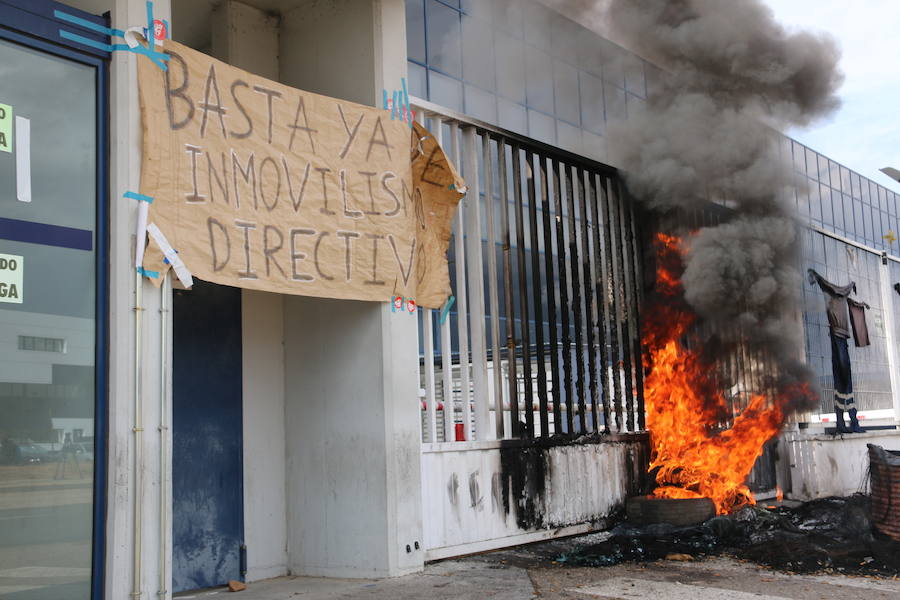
[413,99,645,444]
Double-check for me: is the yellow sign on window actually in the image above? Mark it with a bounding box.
[0,103,11,153]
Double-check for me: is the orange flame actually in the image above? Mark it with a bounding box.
[776,485,784,503]
[642,233,806,514]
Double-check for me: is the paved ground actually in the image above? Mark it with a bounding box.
[176,546,900,600]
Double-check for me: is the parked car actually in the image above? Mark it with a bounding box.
[14,441,52,464]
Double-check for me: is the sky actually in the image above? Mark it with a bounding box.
[762,0,900,193]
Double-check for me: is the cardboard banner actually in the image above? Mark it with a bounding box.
[137,41,463,308]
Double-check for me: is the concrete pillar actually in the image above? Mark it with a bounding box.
[878,254,900,423]
[279,0,423,578]
[100,2,173,599]
[241,290,288,581]
[210,0,280,81]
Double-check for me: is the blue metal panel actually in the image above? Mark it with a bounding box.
[0,0,111,59]
[172,281,244,593]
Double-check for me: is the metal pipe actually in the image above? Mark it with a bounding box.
[600,177,624,432]
[132,270,144,600]
[588,174,611,432]
[552,159,574,435]
[483,134,506,440]
[625,188,646,430]
[525,150,549,437]
[498,140,520,433]
[577,168,599,433]
[612,182,636,432]
[539,155,562,434]
[511,144,534,438]
[433,119,455,443]
[565,166,587,434]
[158,275,169,599]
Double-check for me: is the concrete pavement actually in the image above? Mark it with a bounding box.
[175,553,900,600]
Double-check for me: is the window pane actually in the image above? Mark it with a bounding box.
[429,69,463,111]
[426,0,462,77]
[407,61,427,98]
[406,0,426,64]
[462,15,494,89]
[525,46,554,113]
[579,70,605,134]
[495,32,526,103]
[553,60,580,124]
[0,38,97,599]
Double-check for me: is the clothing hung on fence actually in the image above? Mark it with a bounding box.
[830,333,855,410]
[847,298,870,348]
[808,269,861,422]
[807,269,856,339]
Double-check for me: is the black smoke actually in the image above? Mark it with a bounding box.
[596,0,843,411]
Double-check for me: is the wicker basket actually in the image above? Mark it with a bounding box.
[868,443,900,541]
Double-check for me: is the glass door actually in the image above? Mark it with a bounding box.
[0,30,100,600]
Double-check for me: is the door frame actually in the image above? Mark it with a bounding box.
[0,2,110,599]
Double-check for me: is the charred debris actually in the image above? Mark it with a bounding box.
[547,495,900,576]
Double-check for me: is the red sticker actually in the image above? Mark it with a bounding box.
[393,296,403,310]
[153,19,167,41]
[407,299,416,313]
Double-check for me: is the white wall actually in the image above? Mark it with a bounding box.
[282,295,422,578]
[279,0,423,579]
[280,0,377,106]
[421,439,648,560]
[97,2,175,599]
[241,290,288,581]
[283,296,390,577]
[783,429,900,500]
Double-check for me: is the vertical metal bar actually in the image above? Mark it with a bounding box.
[449,122,472,440]
[600,176,624,431]
[589,173,611,432]
[626,192,646,430]
[553,160,574,434]
[565,165,587,433]
[578,168,600,432]
[483,134,505,440]
[609,178,632,431]
[499,141,520,435]
[540,155,562,434]
[463,126,489,440]
[613,180,637,432]
[433,120,455,443]
[423,310,438,443]
[525,150,549,437]
[512,145,534,437]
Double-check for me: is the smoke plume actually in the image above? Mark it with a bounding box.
[598,0,844,410]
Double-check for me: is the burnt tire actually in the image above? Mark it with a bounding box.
[626,496,716,527]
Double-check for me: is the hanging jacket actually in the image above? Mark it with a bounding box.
[847,298,870,347]
[808,269,856,339]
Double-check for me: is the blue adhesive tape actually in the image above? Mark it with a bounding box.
[440,295,455,325]
[59,30,115,52]
[137,266,159,279]
[401,77,411,128]
[391,91,398,120]
[124,191,153,203]
[54,10,125,38]
[58,30,169,69]
[383,89,389,110]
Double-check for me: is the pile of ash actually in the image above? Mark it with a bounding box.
[556,495,900,576]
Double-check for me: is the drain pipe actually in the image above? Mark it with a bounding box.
[133,269,145,600]
[158,274,170,599]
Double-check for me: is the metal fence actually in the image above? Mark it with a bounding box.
[414,98,645,443]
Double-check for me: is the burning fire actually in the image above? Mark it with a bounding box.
[642,233,801,514]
